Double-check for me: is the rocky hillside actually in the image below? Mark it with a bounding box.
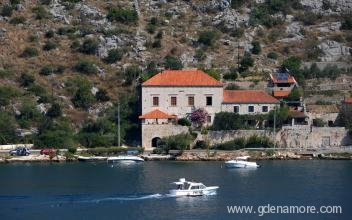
[0,0,351,147]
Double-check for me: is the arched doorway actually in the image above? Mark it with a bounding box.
[151,137,162,148]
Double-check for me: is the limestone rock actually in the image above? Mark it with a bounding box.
[212,9,249,29]
[318,40,351,62]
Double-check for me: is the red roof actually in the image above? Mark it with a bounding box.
[342,98,352,104]
[289,110,307,118]
[273,90,291,98]
[139,109,176,119]
[270,74,296,84]
[223,90,280,104]
[142,70,223,87]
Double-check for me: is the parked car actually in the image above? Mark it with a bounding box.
[9,147,30,156]
[40,149,57,156]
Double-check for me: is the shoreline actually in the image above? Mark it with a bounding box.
[1,150,351,163]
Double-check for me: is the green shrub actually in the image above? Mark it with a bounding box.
[123,65,142,85]
[9,16,26,24]
[203,69,221,80]
[267,52,278,59]
[164,55,183,70]
[46,103,62,118]
[159,133,194,153]
[95,89,110,102]
[231,0,246,9]
[40,65,54,75]
[178,118,191,126]
[45,30,55,38]
[0,112,17,144]
[0,86,20,106]
[1,4,14,17]
[313,118,325,127]
[195,49,206,61]
[32,5,50,20]
[106,7,138,24]
[79,38,99,55]
[239,53,254,72]
[225,83,240,90]
[0,68,11,78]
[215,137,246,150]
[21,47,39,58]
[19,73,35,87]
[251,41,261,54]
[72,86,95,109]
[43,41,58,51]
[294,11,320,25]
[223,67,238,80]
[198,30,218,47]
[74,60,98,75]
[104,48,124,63]
[194,140,209,149]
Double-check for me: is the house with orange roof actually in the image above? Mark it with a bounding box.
[268,70,298,99]
[222,90,280,114]
[140,69,280,149]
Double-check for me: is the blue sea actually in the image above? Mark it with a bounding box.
[0,160,351,220]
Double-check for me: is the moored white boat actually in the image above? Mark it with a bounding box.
[77,156,107,162]
[107,155,144,163]
[169,178,219,197]
[225,156,260,168]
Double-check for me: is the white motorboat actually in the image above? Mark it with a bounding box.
[77,156,107,162]
[169,178,219,197]
[107,155,144,163]
[225,156,260,168]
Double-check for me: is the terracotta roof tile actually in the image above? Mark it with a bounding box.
[142,70,223,87]
[223,90,280,104]
[139,109,176,119]
[273,90,291,97]
[270,73,297,84]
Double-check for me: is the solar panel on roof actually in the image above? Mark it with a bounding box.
[276,72,289,81]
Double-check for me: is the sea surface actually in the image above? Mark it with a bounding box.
[0,160,351,220]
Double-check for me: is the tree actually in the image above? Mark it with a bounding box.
[79,38,99,55]
[104,48,124,63]
[239,53,254,72]
[251,41,261,54]
[164,55,183,70]
[0,112,17,144]
[198,30,218,47]
[95,89,110,102]
[46,103,62,118]
[190,108,208,128]
[74,60,98,75]
[72,86,95,109]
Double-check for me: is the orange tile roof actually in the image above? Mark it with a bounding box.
[270,74,297,84]
[139,109,176,119]
[273,90,291,97]
[223,90,280,104]
[342,98,352,104]
[142,70,223,87]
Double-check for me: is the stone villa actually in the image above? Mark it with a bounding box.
[139,70,279,150]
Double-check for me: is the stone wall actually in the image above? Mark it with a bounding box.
[141,124,189,150]
[277,126,351,148]
[206,126,351,148]
[207,130,273,145]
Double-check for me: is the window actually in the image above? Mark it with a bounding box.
[206,96,212,106]
[248,106,254,113]
[262,106,268,112]
[233,106,239,113]
[171,96,177,106]
[152,97,159,106]
[188,96,194,106]
[207,115,211,123]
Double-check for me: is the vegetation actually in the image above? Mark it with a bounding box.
[21,47,39,58]
[74,60,98,75]
[198,30,218,47]
[164,55,183,70]
[106,7,138,24]
[214,135,274,150]
[158,133,194,153]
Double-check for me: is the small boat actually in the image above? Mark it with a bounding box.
[225,156,260,168]
[169,178,219,197]
[77,156,107,162]
[107,155,144,163]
